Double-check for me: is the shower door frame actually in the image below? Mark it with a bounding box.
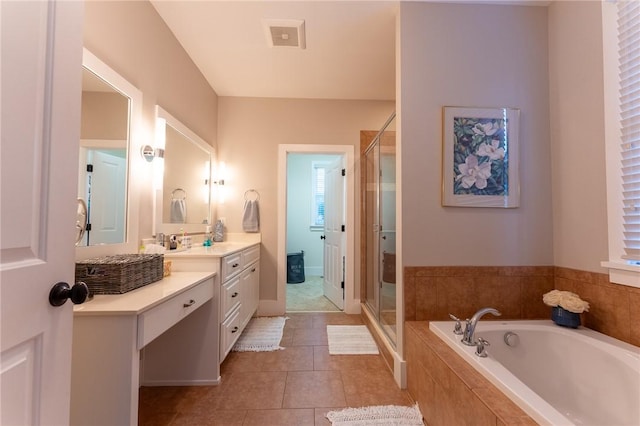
[360,112,397,346]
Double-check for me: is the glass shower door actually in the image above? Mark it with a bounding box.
[363,113,396,345]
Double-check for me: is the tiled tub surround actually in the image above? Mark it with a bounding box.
[429,320,640,425]
[404,266,555,324]
[553,266,640,347]
[406,321,536,426]
[404,265,640,425]
[404,265,640,347]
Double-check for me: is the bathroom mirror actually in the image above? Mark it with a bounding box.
[76,48,142,259]
[154,106,214,236]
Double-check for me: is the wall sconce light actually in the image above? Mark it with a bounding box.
[141,145,165,162]
[213,161,226,186]
[214,161,227,203]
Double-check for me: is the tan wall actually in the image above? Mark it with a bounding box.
[398,2,553,267]
[83,0,218,239]
[548,1,608,273]
[217,97,394,300]
[81,92,128,140]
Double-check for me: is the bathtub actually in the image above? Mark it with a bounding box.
[429,320,640,426]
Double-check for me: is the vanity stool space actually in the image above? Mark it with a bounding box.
[164,240,261,363]
[70,271,217,426]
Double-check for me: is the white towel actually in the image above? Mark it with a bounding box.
[242,200,260,232]
[170,198,186,223]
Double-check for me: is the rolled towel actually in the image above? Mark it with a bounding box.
[242,200,260,232]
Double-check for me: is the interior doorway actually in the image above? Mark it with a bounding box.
[285,153,343,312]
[277,144,358,314]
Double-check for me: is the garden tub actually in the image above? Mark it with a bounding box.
[429,320,640,425]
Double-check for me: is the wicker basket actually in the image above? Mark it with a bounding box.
[75,254,164,295]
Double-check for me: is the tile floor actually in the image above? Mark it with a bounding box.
[139,312,415,425]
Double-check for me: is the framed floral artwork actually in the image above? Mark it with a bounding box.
[442,106,520,208]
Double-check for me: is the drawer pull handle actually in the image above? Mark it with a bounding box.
[231,292,239,298]
[232,263,239,268]
[231,326,239,333]
[183,299,195,308]
[251,268,256,273]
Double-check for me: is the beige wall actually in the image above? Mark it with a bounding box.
[83,0,218,240]
[548,1,608,273]
[217,97,394,300]
[81,92,129,140]
[398,2,553,267]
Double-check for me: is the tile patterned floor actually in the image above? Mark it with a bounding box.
[139,312,415,425]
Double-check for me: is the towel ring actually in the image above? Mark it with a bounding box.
[244,189,260,201]
[171,188,186,200]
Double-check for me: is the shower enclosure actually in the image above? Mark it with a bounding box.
[362,112,396,345]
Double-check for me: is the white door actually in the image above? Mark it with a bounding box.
[1,1,84,424]
[85,150,127,245]
[323,157,345,310]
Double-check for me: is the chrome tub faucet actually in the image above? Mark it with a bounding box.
[462,307,501,346]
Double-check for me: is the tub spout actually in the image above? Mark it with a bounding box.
[462,307,501,346]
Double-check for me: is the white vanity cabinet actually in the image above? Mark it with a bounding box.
[70,272,216,426]
[220,244,260,361]
[164,241,261,363]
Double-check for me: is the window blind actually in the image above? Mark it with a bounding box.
[312,164,326,226]
[619,1,640,260]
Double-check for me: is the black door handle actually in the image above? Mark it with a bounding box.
[320,235,326,240]
[49,282,89,307]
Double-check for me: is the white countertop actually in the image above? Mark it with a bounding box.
[73,271,215,316]
[163,241,259,258]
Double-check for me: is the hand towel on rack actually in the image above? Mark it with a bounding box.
[170,198,186,223]
[242,199,260,232]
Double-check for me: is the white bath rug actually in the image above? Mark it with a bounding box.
[232,316,288,352]
[327,325,379,355]
[326,403,423,426]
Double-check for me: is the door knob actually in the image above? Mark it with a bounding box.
[320,235,326,240]
[49,282,89,307]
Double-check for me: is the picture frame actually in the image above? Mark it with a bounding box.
[442,106,520,208]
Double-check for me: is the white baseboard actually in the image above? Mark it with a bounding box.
[141,377,221,387]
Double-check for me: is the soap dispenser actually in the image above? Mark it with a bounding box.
[203,225,212,247]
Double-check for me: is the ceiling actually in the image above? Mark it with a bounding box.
[150,1,397,101]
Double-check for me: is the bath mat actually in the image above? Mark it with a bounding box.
[232,316,287,352]
[327,325,379,355]
[326,403,423,425]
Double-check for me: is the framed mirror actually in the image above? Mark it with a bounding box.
[154,106,214,236]
[76,48,142,259]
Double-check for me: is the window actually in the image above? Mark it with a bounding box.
[311,162,326,228]
[603,0,640,287]
[618,1,640,260]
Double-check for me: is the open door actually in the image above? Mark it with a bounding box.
[323,157,345,310]
[1,1,84,424]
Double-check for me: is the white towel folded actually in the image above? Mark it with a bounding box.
[242,200,260,232]
[170,198,186,223]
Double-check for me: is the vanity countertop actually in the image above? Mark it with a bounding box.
[73,271,215,316]
[163,241,259,258]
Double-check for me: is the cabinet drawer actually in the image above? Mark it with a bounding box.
[221,252,243,281]
[220,306,241,360]
[221,276,241,319]
[242,245,260,266]
[137,278,213,349]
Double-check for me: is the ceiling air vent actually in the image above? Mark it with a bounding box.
[263,19,306,49]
